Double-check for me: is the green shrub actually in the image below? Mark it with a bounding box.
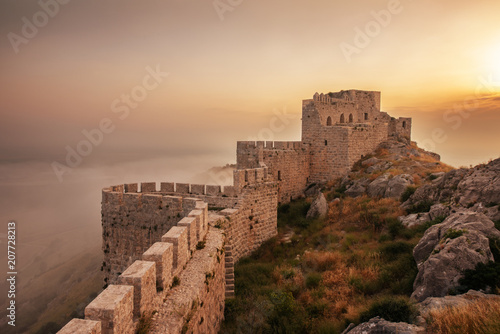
[494,220,500,232]
[379,241,414,262]
[459,261,500,292]
[378,234,391,243]
[400,186,417,202]
[489,237,500,262]
[307,300,328,318]
[413,215,447,235]
[359,296,418,323]
[235,262,274,296]
[442,228,466,240]
[387,218,403,239]
[306,272,322,289]
[267,290,307,334]
[406,200,433,214]
[277,199,311,228]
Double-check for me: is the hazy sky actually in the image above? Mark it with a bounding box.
[1,0,499,168]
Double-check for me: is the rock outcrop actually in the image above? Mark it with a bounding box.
[411,211,500,302]
[342,317,424,334]
[342,139,447,199]
[306,192,328,219]
[418,290,499,316]
[403,158,500,221]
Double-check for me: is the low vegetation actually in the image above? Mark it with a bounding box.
[425,297,500,334]
[221,192,429,333]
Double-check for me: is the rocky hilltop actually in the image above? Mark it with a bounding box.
[333,140,500,333]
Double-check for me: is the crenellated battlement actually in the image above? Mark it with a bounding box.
[59,202,226,334]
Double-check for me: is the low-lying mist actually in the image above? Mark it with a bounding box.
[0,151,234,332]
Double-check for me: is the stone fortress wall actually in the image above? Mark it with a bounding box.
[58,89,411,333]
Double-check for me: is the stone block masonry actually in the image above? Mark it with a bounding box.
[143,242,173,290]
[58,319,101,334]
[162,226,189,277]
[119,260,156,317]
[59,202,225,334]
[84,285,135,334]
[150,227,226,334]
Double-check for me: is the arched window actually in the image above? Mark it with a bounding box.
[340,114,345,123]
[349,114,353,123]
[326,116,332,126]
[364,113,369,120]
[402,121,406,128]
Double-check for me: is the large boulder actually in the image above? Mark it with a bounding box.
[399,213,430,228]
[418,290,499,317]
[345,179,369,198]
[403,158,500,221]
[306,192,328,219]
[456,158,500,207]
[342,317,424,334]
[366,161,393,174]
[411,211,500,302]
[386,174,414,198]
[367,173,414,198]
[367,173,391,197]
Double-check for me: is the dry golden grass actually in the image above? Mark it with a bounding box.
[329,196,404,230]
[426,297,500,334]
[302,251,343,272]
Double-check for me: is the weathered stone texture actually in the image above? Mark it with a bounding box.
[57,319,101,334]
[142,242,173,290]
[119,260,156,317]
[178,217,198,253]
[412,211,500,302]
[101,189,187,285]
[85,285,134,334]
[150,228,225,334]
[224,181,279,262]
[162,226,189,276]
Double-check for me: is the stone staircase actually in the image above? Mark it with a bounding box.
[224,244,235,298]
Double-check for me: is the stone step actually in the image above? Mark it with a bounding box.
[225,256,234,262]
[225,245,232,251]
[225,284,235,290]
[226,279,234,285]
[225,268,234,274]
[225,274,234,280]
[225,251,233,257]
[225,262,234,268]
[225,291,235,298]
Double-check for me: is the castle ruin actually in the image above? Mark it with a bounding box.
[58,90,411,333]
